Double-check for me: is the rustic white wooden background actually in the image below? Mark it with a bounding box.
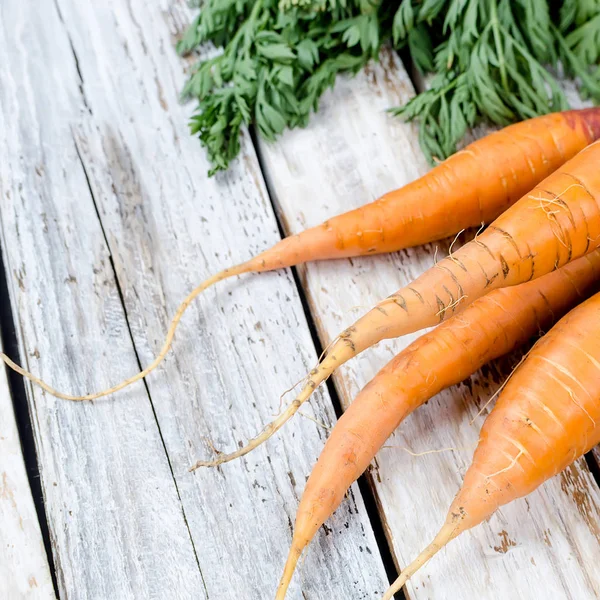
[1,1,600,599]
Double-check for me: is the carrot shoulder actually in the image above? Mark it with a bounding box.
[383,290,600,599]
[4,110,600,402]
[275,250,600,598]
[192,140,600,468]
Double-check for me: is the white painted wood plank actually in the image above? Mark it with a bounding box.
[258,48,600,599]
[0,2,207,598]
[0,0,390,598]
[0,336,55,599]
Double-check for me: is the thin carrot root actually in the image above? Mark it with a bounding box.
[298,411,331,430]
[189,333,358,469]
[1,264,251,401]
[275,544,303,600]
[382,523,458,600]
[189,381,317,470]
[469,349,531,424]
[380,443,479,456]
[278,374,309,412]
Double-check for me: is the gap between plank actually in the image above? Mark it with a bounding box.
[585,453,600,489]
[249,129,405,599]
[0,243,60,598]
[71,135,210,598]
[396,46,425,95]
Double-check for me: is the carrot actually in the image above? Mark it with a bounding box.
[382,289,600,599]
[191,139,600,469]
[4,110,600,402]
[275,250,600,599]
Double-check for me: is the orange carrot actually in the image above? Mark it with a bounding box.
[4,110,600,402]
[275,251,600,599]
[383,289,600,599]
[191,139,600,468]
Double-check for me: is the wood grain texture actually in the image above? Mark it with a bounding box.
[257,48,600,599]
[0,0,389,598]
[0,334,55,599]
[0,1,206,598]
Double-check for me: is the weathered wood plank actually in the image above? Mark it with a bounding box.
[0,1,207,598]
[0,0,390,597]
[0,335,55,599]
[257,48,600,599]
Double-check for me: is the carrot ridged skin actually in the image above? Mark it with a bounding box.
[249,108,600,269]
[321,139,600,368]
[455,292,600,526]
[192,140,600,470]
[383,290,600,599]
[275,251,600,599]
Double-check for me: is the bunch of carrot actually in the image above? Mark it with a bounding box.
[5,107,600,598]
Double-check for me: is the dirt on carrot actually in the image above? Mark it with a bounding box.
[275,250,600,598]
[383,290,600,599]
[192,139,600,469]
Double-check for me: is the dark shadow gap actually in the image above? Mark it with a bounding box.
[0,243,60,598]
[585,451,600,488]
[397,46,426,95]
[355,472,405,599]
[250,127,405,599]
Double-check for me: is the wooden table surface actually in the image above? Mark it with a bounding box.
[1,1,600,599]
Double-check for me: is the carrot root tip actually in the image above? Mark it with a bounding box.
[382,522,458,600]
[189,378,319,469]
[275,542,304,600]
